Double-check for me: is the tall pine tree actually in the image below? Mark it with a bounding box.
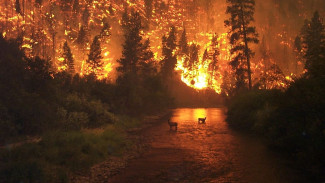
[87,35,103,74]
[301,11,325,78]
[161,26,177,80]
[225,0,259,90]
[100,21,111,39]
[116,9,159,115]
[179,28,189,56]
[188,43,200,70]
[61,41,74,74]
[117,9,143,77]
[294,35,303,75]
[76,25,88,48]
[117,9,156,81]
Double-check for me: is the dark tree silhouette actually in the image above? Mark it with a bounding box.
[76,25,88,50]
[108,4,114,16]
[117,9,156,79]
[203,49,209,62]
[35,0,42,6]
[15,0,21,15]
[294,35,303,75]
[82,7,90,26]
[209,50,219,82]
[301,11,325,78]
[161,26,177,79]
[144,0,153,29]
[73,0,79,14]
[87,35,103,74]
[99,21,111,39]
[179,28,189,56]
[61,41,75,74]
[116,9,164,115]
[188,43,200,69]
[225,0,259,90]
[117,9,143,77]
[208,34,220,78]
[144,0,153,18]
[139,39,156,79]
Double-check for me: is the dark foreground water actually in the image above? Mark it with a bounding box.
[109,108,307,183]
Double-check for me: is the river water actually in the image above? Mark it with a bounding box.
[109,108,307,183]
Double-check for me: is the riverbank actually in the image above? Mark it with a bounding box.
[226,87,325,182]
[69,111,172,182]
[0,111,171,183]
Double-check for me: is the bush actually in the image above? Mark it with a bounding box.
[226,89,282,131]
[226,77,325,180]
[59,94,115,129]
[0,127,128,182]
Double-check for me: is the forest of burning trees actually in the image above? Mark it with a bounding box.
[1,0,324,94]
[0,0,324,142]
[1,0,325,182]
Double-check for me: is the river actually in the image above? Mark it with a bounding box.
[109,108,307,183]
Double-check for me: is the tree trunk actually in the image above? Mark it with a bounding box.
[240,4,252,90]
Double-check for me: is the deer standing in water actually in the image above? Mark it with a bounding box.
[168,119,178,130]
[198,117,206,123]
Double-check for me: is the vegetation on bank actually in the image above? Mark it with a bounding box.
[0,14,171,181]
[226,11,325,180]
[0,126,129,182]
[226,78,325,180]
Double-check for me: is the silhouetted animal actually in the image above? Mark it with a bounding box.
[168,119,178,130]
[198,117,206,123]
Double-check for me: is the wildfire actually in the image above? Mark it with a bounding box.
[0,0,306,93]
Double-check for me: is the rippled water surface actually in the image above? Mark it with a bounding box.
[109,108,305,183]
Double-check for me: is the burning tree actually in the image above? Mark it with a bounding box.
[86,35,103,75]
[258,64,290,90]
[1,0,313,94]
[225,0,259,90]
[178,28,189,57]
[76,25,88,49]
[188,43,200,70]
[208,34,220,85]
[60,41,75,74]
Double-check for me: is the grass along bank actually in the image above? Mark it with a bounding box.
[0,112,171,183]
[0,124,128,183]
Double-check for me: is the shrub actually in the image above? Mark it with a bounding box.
[226,77,325,180]
[0,127,129,182]
[60,94,115,129]
[226,89,282,131]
